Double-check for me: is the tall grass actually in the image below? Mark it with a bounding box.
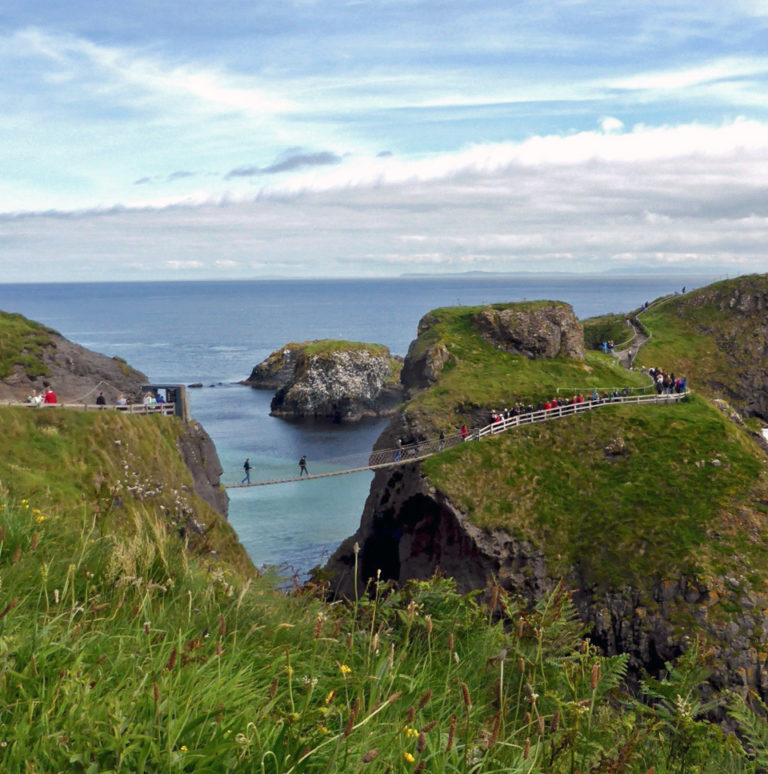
[0,493,758,772]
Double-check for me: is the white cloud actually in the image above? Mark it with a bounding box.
[166,260,204,270]
[10,27,296,117]
[600,116,624,133]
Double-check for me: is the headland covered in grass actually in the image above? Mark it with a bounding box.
[399,301,648,436]
[422,393,768,590]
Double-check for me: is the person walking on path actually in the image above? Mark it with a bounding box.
[299,455,309,476]
[241,457,252,484]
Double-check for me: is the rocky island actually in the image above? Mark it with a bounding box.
[244,339,403,422]
[326,277,768,698]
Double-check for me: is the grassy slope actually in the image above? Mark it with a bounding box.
[0,311,57,379]
[423,395,768,590]
[402,303,649,433]
[634,274,768,408]
[0,492,750,772]
[0,407,252,577]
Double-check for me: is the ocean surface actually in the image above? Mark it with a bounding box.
[0,274,721,577]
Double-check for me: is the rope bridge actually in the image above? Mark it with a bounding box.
[226,391,688,488]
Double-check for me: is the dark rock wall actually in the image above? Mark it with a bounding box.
[176,420,229,518]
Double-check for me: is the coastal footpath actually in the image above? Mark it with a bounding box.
[326,276,768,699]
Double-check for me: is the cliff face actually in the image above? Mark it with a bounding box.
[245,341,403,423]
[326,286,768,694]
[327,461,768,694]
[176,420,229,518]
[243,345,301,390]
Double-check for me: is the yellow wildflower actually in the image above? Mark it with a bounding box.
[325,690,336,705]
[35,515,47,524]
[404,752,415,763]
[180,745,188,752]
[339,664,352,676]
[318,725,330,735]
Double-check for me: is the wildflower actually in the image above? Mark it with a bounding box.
[35,514,46,524]
[404,752,415,763]
[339,664,352,676]
[180,745,188,752]
[403,725,418,738]
[318,726,330,735]
[325,689,335,705]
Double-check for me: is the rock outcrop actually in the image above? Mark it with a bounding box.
[245,341,404,423]
[400,312,453,394]
[243,345,301,390]
[176,420,229,518]
[473,302,585,360]
[0,315,147,403]
[327,467,768,695]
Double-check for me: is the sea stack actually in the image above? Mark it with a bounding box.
[244,339,404,423]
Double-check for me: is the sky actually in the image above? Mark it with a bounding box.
[2,0,768,281]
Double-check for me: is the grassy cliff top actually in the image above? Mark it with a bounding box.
[403,301,648,433]
[423,394,768,591]
[297,339,391,356]
[0,310,57,379]
[0,407,252,577]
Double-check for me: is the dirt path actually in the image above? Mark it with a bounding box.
[612,316,649,369]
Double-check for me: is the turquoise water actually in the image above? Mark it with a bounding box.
[0,274,720,575]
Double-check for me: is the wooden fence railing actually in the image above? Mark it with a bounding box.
[0,401,176,416]
[367,392,688,466]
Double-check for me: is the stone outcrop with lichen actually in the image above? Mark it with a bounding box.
[245,341,403,422]
[473,302,585,360]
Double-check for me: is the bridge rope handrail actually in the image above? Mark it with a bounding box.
[228,391,688,488]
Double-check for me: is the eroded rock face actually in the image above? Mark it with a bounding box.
[473,303,585,360]
[243,346,301,390]
[265,346,403,422]
[326,469,768,695]
[176,420,229,517]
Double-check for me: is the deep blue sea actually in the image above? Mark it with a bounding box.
[0,274,721,576]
